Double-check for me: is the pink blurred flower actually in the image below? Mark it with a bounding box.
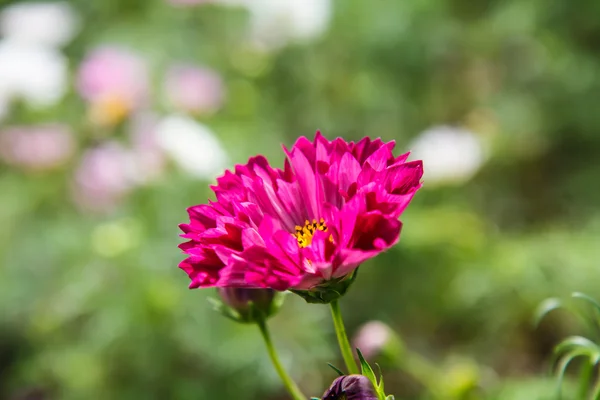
[127,113,166,184]
[178,132,423,293]
[165,64,224,114]
[0,124,74,171]
[76,47,149,125]
[72,142,135,212]
[353,321,394,360]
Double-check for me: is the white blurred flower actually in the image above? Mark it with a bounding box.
[0,97,7,122]
[155,115,228,180]
[409,125,485,186]
[0,39,68,108]
[221,0,332,49]
[0,1,79,47]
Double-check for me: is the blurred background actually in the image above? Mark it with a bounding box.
[1,0,599,399]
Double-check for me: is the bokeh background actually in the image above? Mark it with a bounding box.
[1,0,599,399]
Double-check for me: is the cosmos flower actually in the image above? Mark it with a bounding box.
[321,375,378,400]
[155,114,228,180]
[408,125,484,186]
[178,132,422,297]
[71,142,137,212]
[0,39,68,109]
[0,1,79,48]
[219,0,332,50]
[164,64,225,114]
[76,46,149,126]
[0,124,74,172]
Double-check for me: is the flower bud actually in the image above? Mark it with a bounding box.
[321,375,378,400]
[211,288,283,324]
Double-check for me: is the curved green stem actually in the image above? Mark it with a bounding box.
[256,318,306,400]
[329,300,359,374]
[578,359,593,399]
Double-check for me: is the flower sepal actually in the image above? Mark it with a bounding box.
[292,270,359,304]
[209,288,285,324]
[356,348,393,400]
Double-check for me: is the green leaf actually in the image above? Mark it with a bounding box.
[534,297,563,327]
[327,363,344,377]
[356,348,377,386]
[374,363,384,393]
[572,292,600,336]
[356,348,387,400]
[207,297,243,323]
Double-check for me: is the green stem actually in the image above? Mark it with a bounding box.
[329,300,359,375]
[256,318,306,400]
[578,359,593,400]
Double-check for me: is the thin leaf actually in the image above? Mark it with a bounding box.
[554,349,591,399]
[327,363,344,377]
[356,348,386,400]
[573,292,600,337]
[534,297,563,327]
[375,363,384,393]
[207,297,241,322]
[553,336,600,361]
[356,348,377,386]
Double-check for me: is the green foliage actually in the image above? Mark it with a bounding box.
[357,349,388,400]
[537,293,600,399]
[2,0,600,398]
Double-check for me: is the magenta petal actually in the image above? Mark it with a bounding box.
[364,141,396,171]
[177,132,422,292]
[337,153,361,194]
[286,147,324,218]
[351,212,402,251]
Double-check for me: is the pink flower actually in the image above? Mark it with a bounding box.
[71,142,135,212]
[76,47,149,125]
[0,124,74,171]
[165,64,224,114]
[353,321,396,360]
[178,132,422,295]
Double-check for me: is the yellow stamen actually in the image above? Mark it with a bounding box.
[89,93,132,127]
[294,218,327,248]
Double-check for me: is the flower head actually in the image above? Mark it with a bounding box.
[0,124,74,172]
[164,64,224,114]
[76,46,149,126]
[179,132,422,299]
[321,375,378,400]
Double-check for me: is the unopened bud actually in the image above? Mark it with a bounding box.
[321,375,378,400]
[211,288,283,324]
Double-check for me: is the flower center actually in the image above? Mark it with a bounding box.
[294,218,327,248]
